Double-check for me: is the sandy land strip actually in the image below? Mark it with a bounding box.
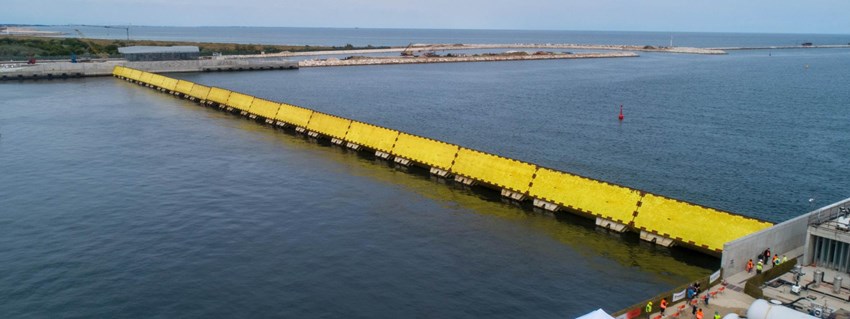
[298,51,638,67]
[1,27,63,36]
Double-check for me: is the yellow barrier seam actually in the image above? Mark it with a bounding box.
[303,111,316,129]
[527,169,540,192]
[343,118,352,139]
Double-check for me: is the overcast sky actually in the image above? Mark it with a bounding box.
[3,0,849,34]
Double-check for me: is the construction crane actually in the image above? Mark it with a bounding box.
[400,43,414,57]
[74,29,108,59]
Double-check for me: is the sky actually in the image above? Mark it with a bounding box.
[2,0,849,34]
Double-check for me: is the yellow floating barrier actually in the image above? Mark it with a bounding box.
[306,112,351,139]
[249,98,281,120]
[345,121,399,153]
[633,194,772,252]
[174,80,195,96]
[189,84,211,101]
[528,168,643,224]
[227,92,254,112]
[113,66,775,256]
[392,133,459,170]
[275,103,314,128]
[451,148,537,193]
[207,88,232,105]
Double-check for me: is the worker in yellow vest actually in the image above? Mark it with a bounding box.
[756,260,763,274]
[714,311,721,319]
[646,301,652,314]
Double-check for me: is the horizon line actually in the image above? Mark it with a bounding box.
[4,23,850,36]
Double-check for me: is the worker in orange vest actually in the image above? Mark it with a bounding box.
[696,308,704,319]
[746,259,754,273]
[660,298,668,315]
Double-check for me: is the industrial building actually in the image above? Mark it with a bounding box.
[805,206,850,272]
[118,46,200,61]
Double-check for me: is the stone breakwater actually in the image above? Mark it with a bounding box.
[298,52,639,67]
[709,44,850,50]
[226,43,726,59]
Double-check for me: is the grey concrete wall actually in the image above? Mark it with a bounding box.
[721,196,850,277]
[1,58,297,80]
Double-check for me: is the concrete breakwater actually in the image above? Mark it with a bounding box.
[0,58,297,81]
[227,43,726,59]
[298,52,638,67]
[114,66,772,256]
[709,44,850,50]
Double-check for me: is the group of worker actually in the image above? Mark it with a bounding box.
[745,248,788,274]
[648,293,721,319]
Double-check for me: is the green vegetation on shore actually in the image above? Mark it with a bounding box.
[0,36,388,59]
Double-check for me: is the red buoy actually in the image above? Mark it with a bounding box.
[618,104,624,121]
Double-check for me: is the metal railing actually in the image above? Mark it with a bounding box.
[808,198,850,227]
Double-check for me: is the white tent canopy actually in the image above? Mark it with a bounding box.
[576,309,616,319]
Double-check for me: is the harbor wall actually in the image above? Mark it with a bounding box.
[0,59,297,81]
[721,197,850,276]
[114,66,773,256]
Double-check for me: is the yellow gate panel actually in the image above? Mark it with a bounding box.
[528,168,643,223]
[306,112,351,139]
[451,148,537,193]
[112,66,124,76]
[128,69,142,81]
[189,84,211,100]
[148,74,165,88]
[345,121,399,153]
[207,87,232,105]
[175,80,195,95]
[275,103,313,128]
[118,66,130,78]
[227,92,254,112]
[160,77,178,91]
[392,133,459,170]
[633,194,772,252]
[139,72,153,84]
[249,98,281,119]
